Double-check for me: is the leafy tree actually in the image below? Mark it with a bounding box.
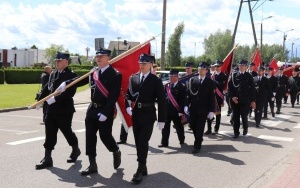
[111,48,117,58]
[166,22,185,67]
[30,45,38,49]
[44,44,66,64]
[203,29,232,62]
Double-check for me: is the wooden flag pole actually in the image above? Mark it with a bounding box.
[28,34,161,109]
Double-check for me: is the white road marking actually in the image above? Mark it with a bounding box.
[0,129,39,134]
[74,129,85,132]
[293,123,300,129]
[218,131,252,137]
[6,137,45,145]
[258,135,294,142]
[262,114,291,127]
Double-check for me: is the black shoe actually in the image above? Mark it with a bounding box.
[271,111,275,117]
[256,124,260,128]
[117,140,126,144]
[158,144,168,148]
[276,111,280,114]
[113,150,121,169]
[227,113,231,116]
[292,105,294,108]
[204,130,212,135]
[212,131,218,135]
[81,164,98,176]
[230,120,234,125]
[131,164,147,184]
[180,141,185,145]
[192,149,200,154]
[297,102,299,105]
[233,134,239,138]
[35,158,53,170]
[243,128,248,136]
[67,148,81,163]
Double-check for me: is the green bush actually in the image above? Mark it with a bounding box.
[5,69,43,84]
[0,70,4,84]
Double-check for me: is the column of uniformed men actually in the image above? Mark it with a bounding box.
[35,49,300,185]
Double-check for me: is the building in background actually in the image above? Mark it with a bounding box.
[108,40,140,56]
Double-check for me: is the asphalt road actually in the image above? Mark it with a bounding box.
[1,102,300,188]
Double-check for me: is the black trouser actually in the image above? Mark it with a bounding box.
[263,98,275,117]
[190,113,206,150]
[161,114,185,145]
[206,103,222,132]
[42,102,48,122]
[85,116,118,157]
[290,91,297,106]
[284,95,288,103]
[44,113,78,150]
[231,102,249,135]
[119,125,128,142]
[225,94,232,115]
[297,94,299,103]
[132,120,155,165]
[255,99,265,125]
[276,93,284,111]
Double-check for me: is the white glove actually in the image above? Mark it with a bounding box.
[97,113,107,122]
[46,96,56,105]
[36,104,41,110]
[126,107,132,116]
[157,122,165,130]
[273,92,276,97]
[178,113,183,117]
[207,112,214,120]
[56,82,66,93]
[184,106,189,115]
[272,97,275,101]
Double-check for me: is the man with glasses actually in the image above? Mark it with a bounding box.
[184,62,216,154]
[126,53,166,184]
[228,60,256,138]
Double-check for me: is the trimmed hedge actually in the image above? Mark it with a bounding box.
[0,69,4,84]
[5,69,44,84]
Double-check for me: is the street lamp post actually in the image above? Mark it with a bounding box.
[276,29,294,61]
[260,16,272,62]
[291,38,299,61]
[117,37,121,55]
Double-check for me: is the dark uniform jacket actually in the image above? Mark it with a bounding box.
[275,75,289,96]
[185,77,216,116]
[266,75,277,99]
[228,72,256,104]
[165,82,186,116]
[126,73,167,124]
[288,76,300,93]
[212,72,227,105]
[39,67,77,116]
[249,70,258,77]
[67,65,122,119]
[254,76,269,103]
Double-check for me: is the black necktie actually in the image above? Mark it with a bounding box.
[171,83,174,88]
[98,69,102,77]
[140,75,144,86]
[200,78,203,84]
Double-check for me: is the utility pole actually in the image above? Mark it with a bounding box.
[160,0,166,70]
[248,1,258,46]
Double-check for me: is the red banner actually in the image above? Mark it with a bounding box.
[250,48,261,71]
[221,45,236,91]
[283,66,293,77]
[111,43,151,131]
[269,57,278,75]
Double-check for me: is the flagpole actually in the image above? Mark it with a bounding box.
[28,34,162,109]
[222,44,239,63]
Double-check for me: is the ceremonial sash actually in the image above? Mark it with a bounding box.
[166,84,180,111]
[215,87,224,100]
[93,71,109,98]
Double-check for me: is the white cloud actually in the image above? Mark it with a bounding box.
[0,0,299,59]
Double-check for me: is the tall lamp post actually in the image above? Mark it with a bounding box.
[117,37,121,55]
[260,16,272,62]
[276,29,294,61]
[291,38,299,61]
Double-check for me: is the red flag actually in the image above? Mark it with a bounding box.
[111,43,151,131]
[221,44,237,91]
[250,48,261,71]
[268,57,278,75]
[283,66,293,77]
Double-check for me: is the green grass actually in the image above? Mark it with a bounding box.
[0,83,89,109]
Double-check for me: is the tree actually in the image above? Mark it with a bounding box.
[30,45,38,49]
[166,22,185,67]
[111,48,117,58]
[45,44,66,64]
[203,29,232,64]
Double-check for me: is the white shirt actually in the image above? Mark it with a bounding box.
[100,65,110,74]
[198,76,205,83]
[140,71,150,82]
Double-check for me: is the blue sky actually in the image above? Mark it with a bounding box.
[1,0,300,58]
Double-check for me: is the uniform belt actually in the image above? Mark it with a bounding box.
[92,102,102,108]
[136,102,154,108]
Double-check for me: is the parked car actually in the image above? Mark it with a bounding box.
[155,70,185,85]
